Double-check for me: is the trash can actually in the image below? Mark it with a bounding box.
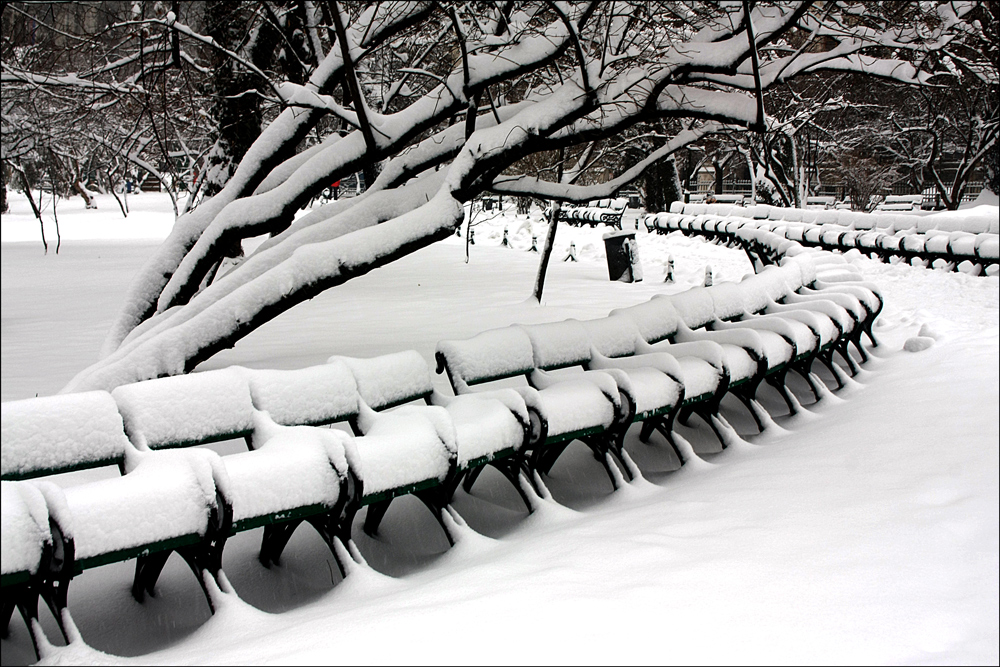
[603,230,643,282]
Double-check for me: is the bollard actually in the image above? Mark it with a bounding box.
[704,265,713,286]
[664,255,674,283]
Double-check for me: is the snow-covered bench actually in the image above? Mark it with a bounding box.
[516,319,686,478]
[1,480,61,656]
[435,327,624,490]
[875,195,923,211]
[805,196,836,209]
[560,198,627,229]
[111,367,358,574]
[655,204,999,275]
[328,351,530,538]
[1,391,231,643]
[611,290,780,437]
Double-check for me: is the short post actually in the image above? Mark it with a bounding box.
[704,265,713,286]
[501,226,510,247]
[529,235,538,252]
[664,255,675,283]
[563,242,577,262]
[469,228,475,245]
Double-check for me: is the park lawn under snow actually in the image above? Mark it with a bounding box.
[1,192,998,665]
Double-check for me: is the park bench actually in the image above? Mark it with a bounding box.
[110,366,358,578]
[435,326,626,490]
[651,203,999,276]
[706,193,748,206]
[617,288,790,435]
[1,390,231,652]
[875,194,923,211]
[1,480,63,657]
[559,198,628,229]
[805,196,837,209]
[327,351,530,539]
[514,319,686,477]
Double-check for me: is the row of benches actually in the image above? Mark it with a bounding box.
[557,199,628,229]
[2,234,882,656]
[666,201,998,235]
[646,211,1000,275]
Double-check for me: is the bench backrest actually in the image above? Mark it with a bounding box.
[609,297,681,344]
[333,351,434,410]
[112,367,255,450]
[664,289,716,330]
[519,320,592,370]
[883,195,922,205]
[1,391,132,480]
[704,282,748,321]
[436,326,536,393]
[247,361,359,427]
[580,314,643,358]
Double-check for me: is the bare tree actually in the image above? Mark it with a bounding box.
[5,1,974,393]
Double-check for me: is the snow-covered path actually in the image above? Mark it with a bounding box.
[2,193,997,664]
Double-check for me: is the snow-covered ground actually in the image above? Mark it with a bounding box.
[2,192,998,665]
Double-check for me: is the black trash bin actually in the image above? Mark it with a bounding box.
[603,230,643,282]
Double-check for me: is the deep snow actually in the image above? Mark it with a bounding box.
[1,192,997,665]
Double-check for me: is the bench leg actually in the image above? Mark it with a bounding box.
[689,407,727,449]
[175,539,229,615]
[413,487,456,547]
[581,435,628,488]
[640,414,685,464]
[363,499,392,538]
[849,325,870,363]
[37,575,72,644]
[765,370,797,415]
[306,513,348,579]
[836,339,860,376]
[536,440,574,476]
[132,551,172,602]
[791,359,822,401]
[817,349,844,389]
[730,382,765,433]
[259,520,304,568]
[3,584,43,659]
[494,458,534,512]
[336,498,361,547]
[1,595,15,638]
[461,465,486,494]
[461,459,533,513]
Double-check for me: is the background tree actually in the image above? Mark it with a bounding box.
[2,1,982,392]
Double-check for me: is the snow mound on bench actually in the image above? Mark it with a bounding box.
[437,327,536,388]
[1,391,131,479]
[334,351,433,410]
[225,415,351,523]
[352,404,453,495]
[1,481,50,576]
[248,361,358,426]
[112,368,254,448]
[62,449,222,560]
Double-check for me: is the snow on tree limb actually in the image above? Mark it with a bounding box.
[30,0,981,392]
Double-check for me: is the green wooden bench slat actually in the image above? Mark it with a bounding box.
[147,429,254,450]
[681,391,716,408]
[544,424,605,446]
[361,477,442,506]
[231,502,334,534]
[1,570,31,588]
[1,455,123,482]
[461,447,518,472]
[74,533,203,574]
